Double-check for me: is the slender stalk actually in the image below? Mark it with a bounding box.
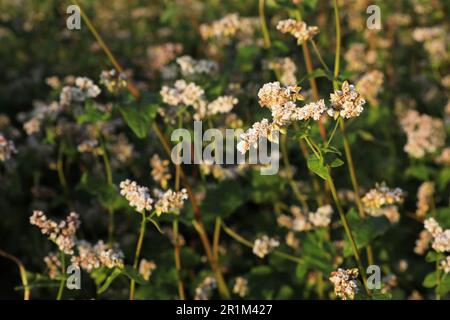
[0,249,30,300]
[436,260,441,300]
[172,219,186,300]
[326,119,340,147]
[99,134,115,246]
[258,0,271,48]
[310,39,332,74]
[327,173,369,294]
[213,217,222,261]
[129,211,147,300]
[56,252,65,300]
[332,0,374,266]
[57,142,67,188]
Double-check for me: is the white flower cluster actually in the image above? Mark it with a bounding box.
[233,277,249,297]
[329,81,366,119]
[440,256,450,274]
[416,182,435,218]
[160,80,238,120]
[195,276,217,300]
[150,154,172,190]
[435,147,450,166]
[199,13,241,40]
[71,240,124,272]
[399,110,445,158]
[252,235,280,258]
[44,252,61,279]
[176,55,218,76]
[138,259,157,281]
[361,183,404,223]
[119,179,154,212]
[30,211,80,255]
[153,188,188,216]
[60,77,101,106]
[329,268,359,300]
[356,70,384,105]
[0,133,17,162]
[277,205,333,232]
[424,218,450,253]
[22,101,62,135]
[100,69,127,93]
[266,57,297,85]
[276,19,319,44]
[77,139,103,155]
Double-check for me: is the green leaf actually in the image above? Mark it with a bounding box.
[307,155,330,180]
[122,265,148,285]
[438,167,450,191]
[405,165,434,181]
[119,94,159,139]
[77,101,110,125]
[436,207,450,228]
[343,209,391,257]
[147,217,164,234]
[423,272,437,288]
[425,251,443,263]
[437,274,450,295]
[276,285,294,299]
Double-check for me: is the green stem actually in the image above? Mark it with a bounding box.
[129,211,147,300]
[436,260,441,300]
[332,0,341,89]
[173,219,186,300]
[0,250,30,300]
[326,119,340,147]
[310,39,332,74]
[258,0,271,48]
[327,172,369,295]
[99,135,115,246]
[56,252,65,300]
[57,142,67,189]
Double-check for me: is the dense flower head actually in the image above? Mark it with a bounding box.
[119,179,154,212]
[199,13,240,40]
[361,183,404,222]
[150,154,172,189]
[71,240,124,272]
[435,147,450,166]
[252,235,280,258]
[153,188,188,216]
[147,42,183,70]
[424,218,450,253]
[138,259,157,281]
[233,277,249,297]
[399,110,445,158]
[266,58,297,85]
[276,19,319,44]
[30,211,80,254]
[329,268,359,300]
[60,77,101,106]
[278,205,333,232]
[44,252,61,279]
[414,230,432,255]
[100,69,127,93]
[195,276,217,300]
[329,81,366,119]
[440,256,450,273]
[160,79,204,107]
[258,82,304,109]
[356,70,384,105]
[176,55,218,76]
[207,96,238,116]
[416,182,435,218]
[0,134,17,161]
[237,119,278,154]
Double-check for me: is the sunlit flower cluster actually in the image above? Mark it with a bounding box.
[147,42,183,70]
[60,77,101,106]
[328,81,366,119]
[176,55,218,76]
[153,188,188,216]
[233,277,249,297]
[0,133,17,161]
[30,211,80,254]
[278,205,333,232]
[119,179,154,212]
[199,13,240,40]
[361,183,404,223]
[150,154,172,189]
[414,230,432,255]
[399,110,445,158]
[71,240,124,272]
[329,268,359,300]
[356,70,384,106]
[416,182,435,219]
[138,259,157,281]
[440,256,450,274]
[266,57,297,85]
[252,235,280,258]
[160,79,205,107]
[195,276,217,300]
[100,69,127,93]
[424,218,450,253]
[44,252,61,279]
[435,148,450,166]
[276,19,319,44]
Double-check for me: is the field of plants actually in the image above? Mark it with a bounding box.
[0,0,449,301]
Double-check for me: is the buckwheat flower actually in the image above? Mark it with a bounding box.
[424,218,442,237]
[160,80,204,107]
[199,13,240,40]
[176,55,218,76]
[416,182,435,218]
[435,148,450,166]
[361,183,404,222]
[75,77,101,98]
[277,214,294,229]
[154,188,188,216]
[23,118,41,135]
[424,218,450,253]
[414,230,432,255]
[440,256,450,273]
[285,231,300,249]
[119,179,153,212]
[329,268,359,300]
[100,69,127,93]
[195,276,217,300]
[344,43,371,73]
[237,119,278,154]
[77,139,103,155]
[308,205,333,228]
[356,70,384,106]
[233,277,249,297]
[328,81,366,119]
[267,58,297,85]
[207,96,238,116]
[108,133,134,165]
[0,134,17,162]
[150,154,171,189]
[295,99,327,121]
[399,110,445,158]
[147,43,183,70]
[252,235,279,258]
[138,259,157,281]
[71,240,124,272]
[276,19,319,44]
[44,252,61,279]
[258,82,303,109]
[30,211,80,255]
